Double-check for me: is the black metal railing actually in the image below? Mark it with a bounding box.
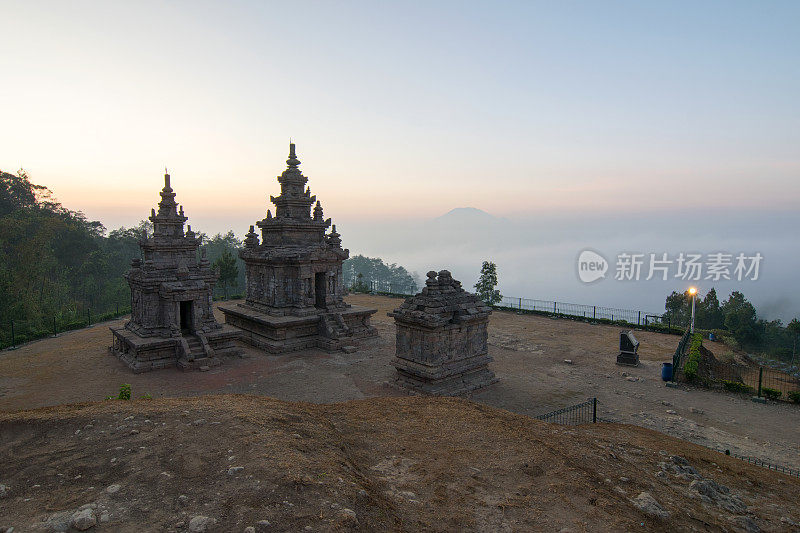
[0,304,131,351]
[493,296,683,334]
[535,399,800,478]
[358,289,684,334]
[672,327,692,379]
[535,398,598,425]
[722,451,800,478]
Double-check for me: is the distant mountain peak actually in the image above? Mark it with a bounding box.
[436,207,497,220]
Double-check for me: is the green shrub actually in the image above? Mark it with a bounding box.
[118,383,132,401]
[721,380,753,394]
[788,390,800,403]
[762,387,782,400]
[683,333,704,381]
[721,335,740,350]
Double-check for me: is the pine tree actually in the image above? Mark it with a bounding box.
[474,261,502,305]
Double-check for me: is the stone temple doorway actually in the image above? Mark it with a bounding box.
[315,272,327,309]
[180,301,193,333]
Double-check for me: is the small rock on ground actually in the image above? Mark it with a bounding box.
[336,508,358,525]
[188,515,217,532]
[732,515,760,533]
[71,508,97,531]
[255,520,272,532]
[631,491,670,519]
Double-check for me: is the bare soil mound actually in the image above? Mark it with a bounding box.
[1,395,798,532]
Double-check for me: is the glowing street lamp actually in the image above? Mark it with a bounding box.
[688,287,697,333]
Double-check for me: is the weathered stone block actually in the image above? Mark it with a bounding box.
[389,270,497,396]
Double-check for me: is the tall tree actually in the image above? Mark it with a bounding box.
[697,287,724,330]
[474,261,502,305]
[664,290,691,326]
[788,318,800,365]
[213,248,239,300]
[721,291,760,345]
[201,231,245,296]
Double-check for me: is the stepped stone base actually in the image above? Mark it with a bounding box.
[219,303,377,354]
[616,352,640,366]
[109,325,242,373]
[393,354,498,396]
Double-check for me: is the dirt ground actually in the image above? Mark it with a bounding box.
[1,294,799,473]
[1,395,798,532]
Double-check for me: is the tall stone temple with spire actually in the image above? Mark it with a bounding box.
[109,171,240,372]
[219,144,377,352]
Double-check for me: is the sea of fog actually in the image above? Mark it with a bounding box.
[335,208,800,323]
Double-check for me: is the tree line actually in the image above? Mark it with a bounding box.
[0,170,242,340]
[0,171,424,342]
[343,255,420,294]
[664,288,800,362]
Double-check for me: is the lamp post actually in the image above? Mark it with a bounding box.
[688,287,697,334]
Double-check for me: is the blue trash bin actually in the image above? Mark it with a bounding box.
[661,362,673,381]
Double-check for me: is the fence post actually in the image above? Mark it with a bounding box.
[553,302,557,314]
[53,316,57,337]
[87,308,91,327]
[10,319,15,348]
[757,367,763,397]
[593,306,596,319]
[592,397,597,423]
[116,301,119,315]
[638,311,641,326]
[519,297,522,311]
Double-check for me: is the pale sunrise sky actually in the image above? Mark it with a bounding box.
[2,0,799,235]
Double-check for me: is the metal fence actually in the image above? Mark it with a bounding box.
[672,332,800,402]
[0,304,131,350]
[672,327,692,374]
[495,296,681,332]
[366,289,683,333]
[536,399,800,478]
[700,359,799,401]
[721,450,800,478]
[535,398,598,425]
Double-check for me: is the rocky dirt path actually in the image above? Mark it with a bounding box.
[0,395,798,532]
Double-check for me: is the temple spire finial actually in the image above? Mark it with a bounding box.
[164,167,171,190]
[287,141,300,169]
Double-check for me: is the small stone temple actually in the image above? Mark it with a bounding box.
[219,144,377,352]
[110,171,240,372]
[389,270,497,395]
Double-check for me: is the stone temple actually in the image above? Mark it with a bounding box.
[109,171,240,372]
[389,270,497,395]
[219,144,377,353]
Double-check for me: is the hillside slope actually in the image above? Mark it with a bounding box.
[1,395,797,532]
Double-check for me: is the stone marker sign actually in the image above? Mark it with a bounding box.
[617,330,640,366]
